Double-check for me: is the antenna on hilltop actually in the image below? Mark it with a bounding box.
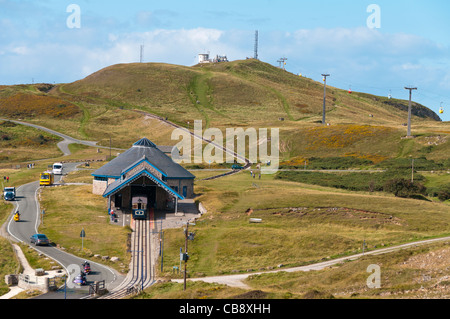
[254,30,259,60]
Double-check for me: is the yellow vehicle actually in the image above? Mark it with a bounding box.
[39,171,54,186]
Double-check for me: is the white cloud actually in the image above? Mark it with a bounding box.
[10,46,29,55]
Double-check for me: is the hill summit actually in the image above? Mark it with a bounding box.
[57,59,441,128]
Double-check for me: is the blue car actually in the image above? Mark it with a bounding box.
[30,234,50,246]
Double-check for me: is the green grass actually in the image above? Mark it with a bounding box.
[245,241,450,299]
[157,172,450,279]
[0,120,63,163]
[274,169,427,193]
[0,237,19,296]
[131,280,251,299]
[0,201,19,296]
[38,184,131,273]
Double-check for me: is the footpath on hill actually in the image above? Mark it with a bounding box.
[172,236,450,289]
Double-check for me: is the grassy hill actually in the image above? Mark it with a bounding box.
[55,59,443,127]
[58,59,449,163]
[0,59,449,300]
[0,59,448,163]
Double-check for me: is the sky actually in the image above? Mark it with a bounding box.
[1,0,449,121]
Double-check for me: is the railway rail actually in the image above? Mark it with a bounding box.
[100,219,153,299]
[100,112,251,298]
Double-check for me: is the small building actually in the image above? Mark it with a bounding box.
[198,53,228,64]
[198,53,210,64]
[92,138,195,215]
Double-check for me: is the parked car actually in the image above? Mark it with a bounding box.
[231,164,243,170]
[30,234,50,246]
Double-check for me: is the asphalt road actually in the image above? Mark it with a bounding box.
[6,162,125,299]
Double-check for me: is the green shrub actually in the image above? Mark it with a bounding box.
[383,178,427,198]
[437,187,450,202]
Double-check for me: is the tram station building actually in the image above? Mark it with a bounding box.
[92,138,195,215]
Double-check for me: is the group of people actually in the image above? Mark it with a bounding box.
[3,176,9,182]
[249,170,261,179]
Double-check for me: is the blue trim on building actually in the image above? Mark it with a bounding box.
[103,168,184,200]
[121,157,168,178]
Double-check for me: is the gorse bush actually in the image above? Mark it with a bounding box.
[280,156,374,170]
[383,178,427,198]
[436,185,450,202]
[376,157,444,171]
[0,92,80,119]
[275,168,425,194]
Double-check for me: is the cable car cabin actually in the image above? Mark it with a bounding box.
[132,195,148,220]
[439,107,444,114]
[39,172,54,186]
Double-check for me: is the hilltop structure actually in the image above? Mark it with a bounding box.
[198,53,229,64]
[92,138,195,215]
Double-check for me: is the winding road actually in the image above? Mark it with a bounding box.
[0,118,100,156]
[4,163,125,299]
[0,119,129,299]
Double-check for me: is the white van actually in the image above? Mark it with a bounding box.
[52,163,63,175]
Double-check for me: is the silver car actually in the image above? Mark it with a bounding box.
[30,234,50,246]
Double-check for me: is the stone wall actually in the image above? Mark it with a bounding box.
[92,179,107,195]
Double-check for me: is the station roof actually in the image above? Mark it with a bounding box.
[92,137,195,180]
[103,167,185,199]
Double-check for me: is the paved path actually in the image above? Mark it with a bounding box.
[0,118,101,156]
[173,236,450,289]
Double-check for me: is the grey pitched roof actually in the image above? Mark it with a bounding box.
[103,167,184,199]
[92,138,195,179]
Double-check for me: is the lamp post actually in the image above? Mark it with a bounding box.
[80,228,85,250]
[182,219,195,291]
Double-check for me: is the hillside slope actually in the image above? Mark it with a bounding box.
[55,59,442,128]
[0,59,448,163]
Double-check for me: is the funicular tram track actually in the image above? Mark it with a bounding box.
[100,113,253,299]
[100,218,153,299]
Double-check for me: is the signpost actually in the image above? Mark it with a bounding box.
[80,228,86,250]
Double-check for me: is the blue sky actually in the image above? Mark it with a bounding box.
[1,0,449,121]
